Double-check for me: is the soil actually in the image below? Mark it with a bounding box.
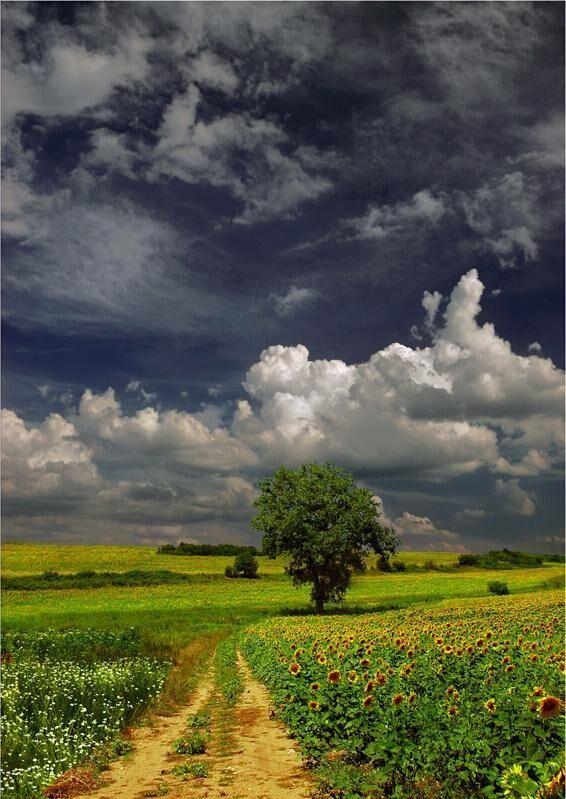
[85,667,215,799]
[82,650,313,799]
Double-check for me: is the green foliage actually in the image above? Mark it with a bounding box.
[488,580,510,596]
[545,553,566,563]
[2,627,141,661]
[171,761,209,779]
[172,730,208,755]
[243,593,564,799]
[224,551,258,578]
[376,554,392,572]
[233,551,259,578]
[157,542,258,556]
[459,550,547,569]
[215,636,243,706]
[391,560,407,572]
[252,463,398,612]
[1,629,168,799]
[186,710,211,730]
[458,553,480,566]
[2,570,223,591]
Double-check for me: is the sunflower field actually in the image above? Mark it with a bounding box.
[242,591,565,799]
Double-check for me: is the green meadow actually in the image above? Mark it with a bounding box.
[2,542,563,653]
[2,543,564,799]
[2,541,459,576]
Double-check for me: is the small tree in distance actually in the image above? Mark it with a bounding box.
[225,550,258,578]
[234,550,258,578]
[251,463,398,613]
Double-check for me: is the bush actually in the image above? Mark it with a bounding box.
[487,580,509,596]
[458,553,480,567]
[391,560,406,572]
[423,559,439,571]
[224,565,235,578]
[233,550,258,578]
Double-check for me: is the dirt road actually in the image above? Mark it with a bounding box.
[82,650,312,799]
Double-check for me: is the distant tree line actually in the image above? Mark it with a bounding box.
[458,549,564,568]
[157,542,260,556]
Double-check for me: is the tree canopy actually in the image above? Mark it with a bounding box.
[251,463,398,612]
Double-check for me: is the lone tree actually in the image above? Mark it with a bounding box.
[251,463,398,613]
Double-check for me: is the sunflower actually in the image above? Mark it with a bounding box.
[447,705,458,716]
[347,670,358,684]
[308,700,320,711]
[363,695,374,708]
[532,686,545,696]
[539,696,563,719]
[484,699,496,713]
[328,670,340,684]
[310,682,320,692]
[392,693,404,706]
[289,662,301,676]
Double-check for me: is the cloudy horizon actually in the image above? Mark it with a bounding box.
[2,2,564,552]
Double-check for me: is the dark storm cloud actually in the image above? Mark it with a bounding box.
[1,2,564,548]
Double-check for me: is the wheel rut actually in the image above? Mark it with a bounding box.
[84,648,312,799]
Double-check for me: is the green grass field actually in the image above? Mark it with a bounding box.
[1,542,461,576]
[2,543,564,799]
[2,543,563,653]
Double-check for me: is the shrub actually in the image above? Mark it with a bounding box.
[233,550,258,578]
[458,553,480,567]
[423,559,439,571]
[487,580,509,595]
[391,560,406,572]
[41,570,60,581]
[224,565,235,578]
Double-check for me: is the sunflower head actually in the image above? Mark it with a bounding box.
[539,696,563,719]
[328,670,340,684]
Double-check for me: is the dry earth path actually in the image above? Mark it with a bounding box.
[85,666,215,799]
[83,648,312,799]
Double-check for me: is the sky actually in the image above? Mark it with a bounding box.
[2,1,564,553]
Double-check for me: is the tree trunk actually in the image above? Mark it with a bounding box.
[315,596,325,614]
